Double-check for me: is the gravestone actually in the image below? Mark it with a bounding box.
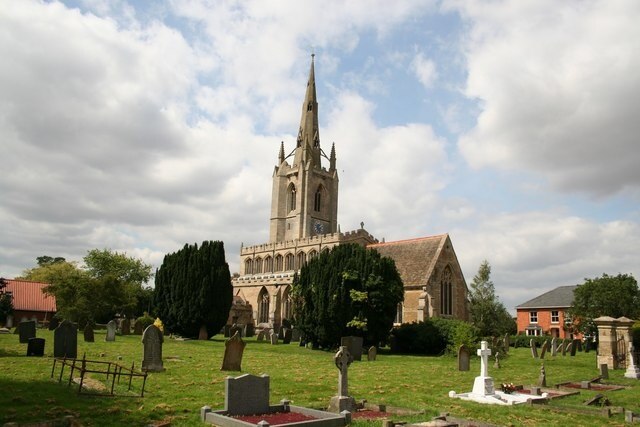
[537,364,547,387]
[84,324,94,342]
[221,332,246,371]
[494,352,501,369]
[121,318,131,335]
[282,328,292,344]
[291,328,301,342]
[269,331,278,345]
[223,325,231,338]
[142,324,164,372]
[472,341,495,396]
[367,346,377,361]
[458,344,470,371]
[48,317,60,331]
[530,339,538,358]
[54,320,77,359]
[328,346,356,413]
[105,320,117,342]
[625,343,640,379]
[224,374,270,416]
[243,324,254,338]
[340,336,363,361]
[599,363,609,379]
[256,330,266,342]
[570,339,578,356]
[539,340,549,359]
[556,340,564,355]
[27,337,45,357]
[551,337,557,357]
[18,320,36,344]
[564,341,572,356]
[134,321,144,335]
[199,325,209,340]
[230,323,243,338]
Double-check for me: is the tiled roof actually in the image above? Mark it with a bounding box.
[515,285,578,309]
[368,234,448,287]
[4,279,57,312]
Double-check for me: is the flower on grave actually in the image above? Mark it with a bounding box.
[154,317,164,333]
[501,383,516,394]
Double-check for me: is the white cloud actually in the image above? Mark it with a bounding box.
[450,1,640,196]
[411,52,438,88]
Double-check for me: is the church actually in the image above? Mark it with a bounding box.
[230,56,469,331]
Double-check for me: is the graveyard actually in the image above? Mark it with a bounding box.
[1,329,639,426]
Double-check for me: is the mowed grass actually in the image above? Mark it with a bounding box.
[1,330,639,427]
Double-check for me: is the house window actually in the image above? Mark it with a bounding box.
[551,310,559,323]
[394,303,403,324]
[440,266,453,316]
[529,311,538,323]
[526,328,541,336]
[258,288,270,324]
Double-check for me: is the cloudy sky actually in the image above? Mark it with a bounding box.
[1,0,639,312]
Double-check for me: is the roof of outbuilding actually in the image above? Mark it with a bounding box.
[368,234,448,287]
[515,285,578,309]
[3,279,57,312]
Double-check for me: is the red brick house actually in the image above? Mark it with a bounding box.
[3,279,57,327]
[515,285,578,339]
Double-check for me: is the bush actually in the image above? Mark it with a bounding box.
[135,314,154,331]
[390,321,446,355]
[632,322,640,348]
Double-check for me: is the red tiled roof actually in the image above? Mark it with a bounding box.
[4,279,57,312]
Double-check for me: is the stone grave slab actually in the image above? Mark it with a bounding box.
[121,318,131,335]
[226,373,270,415]
[27,337,45,357]
[458,344,470,371]
[142,324,164,372]
[105,320,117,342]
[48,317,59,331]
[19,320,36,343]
[270,331,278,345]
[291,328,301,342]
[367,346,377,361]
[530,339,538,358]
[551,338,557,357]
[328,346,356,413]
[54,320,77,359]
[570,340,578,356]
[539,340,549,359]
[134,321,144,335]
[221,332,246,371]
[282,328,293,344]
[340,336,363,361]
[84,324,94,342]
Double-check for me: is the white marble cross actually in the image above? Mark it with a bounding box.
[477,340,492,378]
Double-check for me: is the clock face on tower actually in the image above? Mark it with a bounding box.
[313,220,324,235]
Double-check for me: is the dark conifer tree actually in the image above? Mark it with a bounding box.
[154,241,233,338]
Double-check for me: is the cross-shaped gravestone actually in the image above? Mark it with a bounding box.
[328,346,356,413]
[471,340,495,397]
[478,340,491,378]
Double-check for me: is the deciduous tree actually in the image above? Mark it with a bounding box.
[468,260,515,337]
[0,278,13,326]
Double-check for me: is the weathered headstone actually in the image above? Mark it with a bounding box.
[540,340,549,359]
[564,341,572,356]
[256,330,266,342]
[282,328,292,344]
[243,324,254,338]
[570,339,578,356]
[230,323,243,338]
[537,364,547,387]
[199,325,209,340]
[458,344,470,371]
[221,332,246,371]
[84,324,94,342]
[27,337,45,357]
[142,324,164,372]
[269,331,278,345]
[105,320,117,342]
[54,320,77,359]
[328,346,356,413]
[223,325,231,338]
[599,363,609,379]
[224,374,270,416]
[291,328,301,342]
[625,343,640,379]
[530,339,538,358]
[367,346,377,361]
[494,352,501,369]
[121,318,131,335]
[48,317,60,331]
[340,336,363,361]
[551,337,557,357]
[134,321,144,335]
[18,320,36,344]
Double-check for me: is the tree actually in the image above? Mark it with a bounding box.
[36,256,66,267]
[0,277,14,326]
[292,244,404,348]
[154,241,233,338]
[83,249,152,286]
[571,273,640,334]
[468,260,515,337]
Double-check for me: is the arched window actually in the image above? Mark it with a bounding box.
[264,256,273,273]
[244,258,253,275]
[308,249,317,261]
[282,286,292,320]
[296,251,307,269]
[314,186,323,212]
[285,253,295,271]
[254,257,263,274]
[258,288,270,324]
[440,266,453,316]
[321,247,330,255]
[275,254,284,272]
[288,184,297,212]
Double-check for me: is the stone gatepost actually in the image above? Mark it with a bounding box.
[594,316,618,369]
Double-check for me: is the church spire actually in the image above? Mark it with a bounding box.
[278,141,285,164]
[294,54,321,167]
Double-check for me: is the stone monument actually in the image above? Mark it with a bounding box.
[221,332,246,371]
[142,324,164,372]
[54,320,77,359]
[328,346,356,413]
[105,320,117,342]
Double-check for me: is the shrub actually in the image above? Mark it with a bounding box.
[135,313,154,331]
[632,322,640,348]
[390,321,446,355]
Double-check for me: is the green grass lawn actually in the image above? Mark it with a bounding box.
[1,330,638,426]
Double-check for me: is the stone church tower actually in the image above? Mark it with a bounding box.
[228,55,469,333]
[269,55,339,242]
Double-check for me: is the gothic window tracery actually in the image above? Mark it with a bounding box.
[440,266,453,316]
[285,253,295,271]
[314,186,323,212]
[288,184,297,212]
[244,258,253,275]
[254,257,263,274]
[296,251,307,268]
[275,254,284,272]
[264,256,273,273]
[282,286,292,320]
[258,288,270,324]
